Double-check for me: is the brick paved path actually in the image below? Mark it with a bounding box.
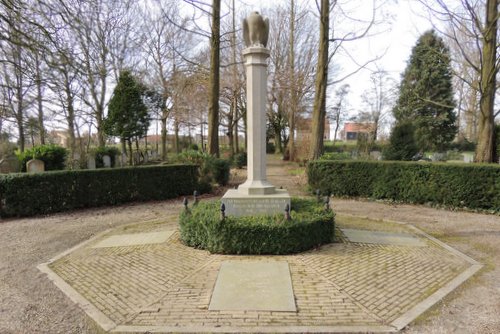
[42,215,479,333]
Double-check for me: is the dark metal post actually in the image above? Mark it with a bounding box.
[284,203,291,221]
[183,197,189,211]
[220,203,226,220]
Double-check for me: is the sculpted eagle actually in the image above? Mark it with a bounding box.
[243,12,269,48]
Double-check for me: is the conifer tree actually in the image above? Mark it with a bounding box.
[104,70,150,163]
[393,30,457,151]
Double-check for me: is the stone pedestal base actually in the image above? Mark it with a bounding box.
[221,189,291,217]
[237,180,276,195]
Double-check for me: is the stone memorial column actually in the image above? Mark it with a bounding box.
[221,12,290,217]
[237,45,274,195]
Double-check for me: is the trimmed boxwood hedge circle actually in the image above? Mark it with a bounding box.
[179,197,335,255]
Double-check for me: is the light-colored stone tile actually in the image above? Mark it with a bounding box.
[92,231,174,248]
[341,228,426,247]
[209,261,296,312]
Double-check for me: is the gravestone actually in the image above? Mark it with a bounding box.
[431,153,446,162]
[133,151,141,165]
[121,153,127,167]
[102,155,111,168]
[26,159,45,173]
[0,156,20,174]
[221,12,290,217]
[71,152,81,170]
[87,156,96,169]
[370,150,382,160]
[463,153,474,163]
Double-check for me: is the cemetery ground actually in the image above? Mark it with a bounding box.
[0,155,498,333]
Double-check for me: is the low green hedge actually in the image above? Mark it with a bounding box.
[0,164,199,217]
[179,198,335,255]
[307,160,500,211]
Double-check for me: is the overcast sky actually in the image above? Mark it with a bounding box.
[236,0,436,138]
[339,1,434,114]
[174,0,438,139]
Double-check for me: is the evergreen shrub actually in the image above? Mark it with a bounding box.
[17,144,68,172]
[176,150,230,186]
[233,152,247,169]
[319,152,352,160]
[179,198,335,255]
[307,160,500,211]
[0,164,199,217]
[266,142,276,154]
[91,146,120,168]
[383,123,418,161]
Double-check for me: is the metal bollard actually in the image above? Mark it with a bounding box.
[284,203,291,221]
[220,203,226,220]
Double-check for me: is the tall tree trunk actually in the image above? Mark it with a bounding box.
[161,109,168,160]
[64,72,76,152]
[228,101,234,157]
[174,118,180,154]
[200,121,205,151]
[333,115,340,147]
[233,119,240,154]
[309,0,330,160]
[34,52,45,145]
[128,139,133,165]
[121,138,126,158]
[465,80,479,141]
[373,116,379,142]
[96,105,105,147]
[475,0,498,163]
[274,105,284,154]
[208,0,220,157]
[287,0,297,161]
[13,43,25,152]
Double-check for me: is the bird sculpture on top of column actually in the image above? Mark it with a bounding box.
[242,11,269,48]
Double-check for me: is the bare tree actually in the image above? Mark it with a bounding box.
[309,0,386,159]
[51,0,138,147]
[207,0,221,157]
[309,0,330,160]
[266,2,317,158]
[420,0,499,162]
[141,2,195,159]
[329,84,349,146]
[359,69,396,141]
[0,3,35,152]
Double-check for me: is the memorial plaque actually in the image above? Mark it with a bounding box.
[209,261,296,312]
[221,189,290,217]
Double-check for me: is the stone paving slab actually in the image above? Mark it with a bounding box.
[209,261,296,312]
[341,228,426,247]
[39,219,482,333]
[92,230,174,248]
